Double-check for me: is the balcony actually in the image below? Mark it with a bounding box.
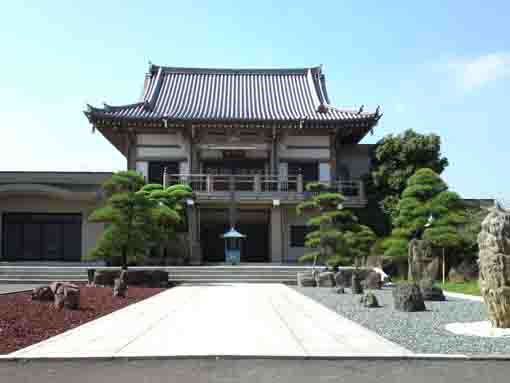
[163,173,367,207]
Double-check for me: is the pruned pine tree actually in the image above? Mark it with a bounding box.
[297,182,376,268]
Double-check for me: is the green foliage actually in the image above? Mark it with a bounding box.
[297,186,376,268]
[383,168,467,258]
[86,171,192,267]
[370,129,449,219]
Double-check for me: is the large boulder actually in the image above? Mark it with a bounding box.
[351,272,364,294]
[53,282,80,310]
[297,271,317,287]
[478,203,510,328]
[393,282,426,312]
[315,271,336,287]
[408,239,440,281]
[364,271,382,290]
[419,278,445,301]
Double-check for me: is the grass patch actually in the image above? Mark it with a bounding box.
[439,281,481,296]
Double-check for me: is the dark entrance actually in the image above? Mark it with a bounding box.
[148,161,179,184]
[2,213,82,262]
[200,209,269,263]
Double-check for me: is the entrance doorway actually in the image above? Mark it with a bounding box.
[200,209,269,263]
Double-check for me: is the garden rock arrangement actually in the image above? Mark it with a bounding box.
[32,282,80,310]
[478,203,510,328]
[448,259,478,283]
[334,268,371,287]
[315,271,336,287]
[419,278,445,301]
[364,271,382,290]
[93,269,169,288]
[393,282,426,312]
[408,239,439,281]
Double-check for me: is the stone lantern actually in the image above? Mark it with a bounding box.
[221,227,246,265]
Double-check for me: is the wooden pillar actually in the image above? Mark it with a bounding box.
[329,132,337,182]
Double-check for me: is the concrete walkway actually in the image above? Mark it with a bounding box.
[9,284,411,358]
[0,284,41,295]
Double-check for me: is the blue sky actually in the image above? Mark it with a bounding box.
[0,1,508,200]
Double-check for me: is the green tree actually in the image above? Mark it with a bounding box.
[370,129,449,220]
[383,168,467,259]
[297,182,376,268]
[86,171,190,268]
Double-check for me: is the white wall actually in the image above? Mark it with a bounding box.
[279,133,330,160]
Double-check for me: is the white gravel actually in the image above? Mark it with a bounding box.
[445,321,510,338]
[293,286,510,355]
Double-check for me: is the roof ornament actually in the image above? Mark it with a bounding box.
[375,105,381,116]
[358,105,364,114]
[317,104,328,114]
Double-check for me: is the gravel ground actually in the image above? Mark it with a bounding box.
[293,286,510,355]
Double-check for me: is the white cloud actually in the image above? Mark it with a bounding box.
[448,52,510,91]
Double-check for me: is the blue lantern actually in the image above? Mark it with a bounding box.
[221,227,246,265]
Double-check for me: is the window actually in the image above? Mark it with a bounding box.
[290,225,315,247]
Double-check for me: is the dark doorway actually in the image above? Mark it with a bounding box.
[288,162,318,183]
[2,213,82,262]
[200,209,269,263]
[148,161,179,184]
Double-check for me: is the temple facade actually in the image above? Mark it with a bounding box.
[0,64,380,264]
[85,65,381,264]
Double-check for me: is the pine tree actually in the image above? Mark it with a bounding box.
[297,182,376,268]
[383,168,467,258]
[86,171,191,268]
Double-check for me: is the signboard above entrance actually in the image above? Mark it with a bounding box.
[222,150,247,160]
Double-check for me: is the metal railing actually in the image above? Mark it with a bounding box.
[163,173,365,201]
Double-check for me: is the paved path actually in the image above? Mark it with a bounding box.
[2,358,510,383]
[8,284,410,358]
[0,284,41,295]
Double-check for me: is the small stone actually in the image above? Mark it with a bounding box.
[393,282,426,312]
[297,271,317,287]
[31,286,53,301]
[419,278,445,301]
[359,291,380,308]
[315,271,336,287]
[333,287,345,294]
[54,284,80,310]
[113,270,128,297]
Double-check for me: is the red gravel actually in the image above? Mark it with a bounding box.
[0,286,164,355]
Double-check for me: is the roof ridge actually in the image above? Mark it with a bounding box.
[148,65,322,75]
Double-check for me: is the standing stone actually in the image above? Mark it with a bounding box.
[364,271,382,290]
[419,278,445,301]
[315,271,336,287]
[408,239,439,281]
[478,203,510,328]
[351,272,364,294]
[31,286,54,301]
[113,270,128,297]
[393,282,426,312]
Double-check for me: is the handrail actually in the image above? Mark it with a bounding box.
[163,173,364,199]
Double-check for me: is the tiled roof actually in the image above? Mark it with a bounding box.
[85,65,380,126]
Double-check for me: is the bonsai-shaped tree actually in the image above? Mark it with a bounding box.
[86,171,190,269]
[297,182,376,269]
[383,168,467,267]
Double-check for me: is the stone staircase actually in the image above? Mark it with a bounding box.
[0,263,325,285]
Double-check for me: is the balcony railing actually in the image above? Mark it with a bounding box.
[163,173,366,205]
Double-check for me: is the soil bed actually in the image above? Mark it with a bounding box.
[0,286,163,354]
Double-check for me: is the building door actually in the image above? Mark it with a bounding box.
[2,213,82,262]
[148,161,179,185]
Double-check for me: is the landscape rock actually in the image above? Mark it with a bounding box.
[315,271,336,287]
[408,239,439,281]
[419,278,445,301]
[478,203,510,328]
[334,268,371,287]
[364,271,382,290]
[393,282,426,312]
[113,270,128,297]
[333,287,345,294]
[31,286,53,301]
[297,271,317,287]
[449,260,479,283]
[54,283,80,310]
[359,291,380,308]
[351,272,364,294]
